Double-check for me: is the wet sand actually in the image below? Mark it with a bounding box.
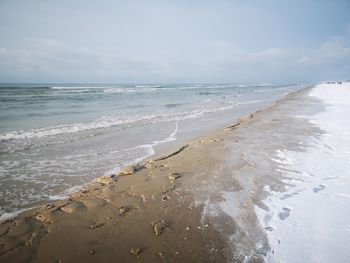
[0,85,320,262]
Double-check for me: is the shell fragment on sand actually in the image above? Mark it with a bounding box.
[168,172,181,180]
[152,220,167,236]
[89,222,104,229]
[130,247,143,255]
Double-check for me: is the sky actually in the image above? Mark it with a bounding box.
[0,0,349,83]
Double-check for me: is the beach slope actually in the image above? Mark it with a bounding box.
[1,83,348,262]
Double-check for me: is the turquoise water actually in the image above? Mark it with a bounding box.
[0,83,300,217]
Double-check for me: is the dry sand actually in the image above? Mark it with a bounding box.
[0,86,319,263]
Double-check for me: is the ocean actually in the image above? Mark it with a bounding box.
[0,83,301,218]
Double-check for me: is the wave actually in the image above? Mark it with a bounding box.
[0,101,249,142]
[0,207,33,221]
[50,86,99,90]
[49,84,271,93]
[164,103,182,108]
[236,99,267,105]
[50,86,162,94]
[48,185,84,201]
[0,86,51,90]
[0,121,179,218]
[153,121,178,144]
[134,85,161,88]
[56,89,91,93]
[103,87,160,94]
[0,115,125,141]
[45,84,291,95]
[198,92,222,95]
[106,122,178,174]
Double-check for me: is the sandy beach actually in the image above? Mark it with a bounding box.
[1,1,349,262]
[1,82,350,263]
[0,84,312,262]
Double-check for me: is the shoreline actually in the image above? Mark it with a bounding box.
[0,84,301,217]
[0,84,306,221]
[0,84,316,262]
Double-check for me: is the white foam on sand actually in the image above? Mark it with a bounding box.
[257,82,350,263]
[0,208,32,221]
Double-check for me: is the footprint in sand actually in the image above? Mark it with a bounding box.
[278,207,291,220]
[313,184,325,193]
[323,176,338,181]
[280,192,299,200]
[265,226,274,231]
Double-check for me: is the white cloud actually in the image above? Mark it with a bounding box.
[1,1,349,82]
[297,24,350,67]
[0,27,349,83]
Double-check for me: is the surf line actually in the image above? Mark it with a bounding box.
[107,121,179,173]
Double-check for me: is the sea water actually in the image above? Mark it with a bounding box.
[0,83,301,217]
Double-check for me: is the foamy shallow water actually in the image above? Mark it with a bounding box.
[0,83,300,217]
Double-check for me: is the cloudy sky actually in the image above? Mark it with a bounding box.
[0,0,349,83]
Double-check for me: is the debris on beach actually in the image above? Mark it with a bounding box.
[239,113,254,123]
[161,194,171,201]
[119,206,128,216]
[152,220,167,236]
[130,247,143,255]
[145,161,166,169]
[35,213,52,224]
[118,164,144,176]
[224,123,240,131]
[96,175,117,185]
[60,201,85,214]
[168,172,181,180]
[154,144,189,161]
[89,222,104,229]
[119,165,135,175]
